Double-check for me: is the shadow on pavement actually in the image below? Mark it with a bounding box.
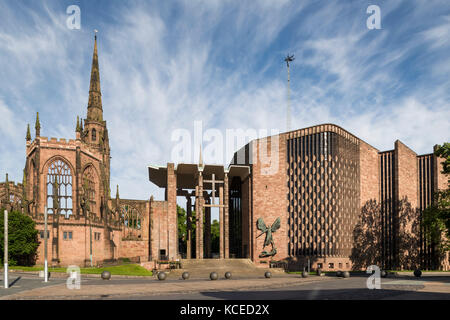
[198,287,450,300]
[9,276,22,287]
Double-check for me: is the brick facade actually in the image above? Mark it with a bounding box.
[231,123,448,271]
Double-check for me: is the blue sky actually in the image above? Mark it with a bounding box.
[0,0,449,201]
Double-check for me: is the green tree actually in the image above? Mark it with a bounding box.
[435,142,450,177]
[211,219,220,254]
[423,189,450,253]
[177,205,187,254]
[0,209,40,266]
[177,205,196,257]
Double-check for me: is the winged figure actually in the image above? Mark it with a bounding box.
[256,217,281,258]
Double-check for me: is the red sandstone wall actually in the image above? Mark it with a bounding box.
[118,240,148,261]
[35,217,122,267]
[149,200,169,261]
[395,140,418,207]
[251,134,289,264]
[434,155,449,191]
[359,141,380,205]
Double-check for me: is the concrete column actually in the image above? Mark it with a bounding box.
[219,185,224,259]
[186,196,192,259]
[195,186,199,259]
[198,171,204,259]
[167,163,178,260]
[205,198,211,258]
[224,173,229,259]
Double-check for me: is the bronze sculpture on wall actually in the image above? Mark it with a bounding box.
[257,217,281,258]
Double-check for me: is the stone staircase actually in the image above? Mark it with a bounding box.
[166,259,286,279]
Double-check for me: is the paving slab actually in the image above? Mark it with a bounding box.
[1,274,329,300]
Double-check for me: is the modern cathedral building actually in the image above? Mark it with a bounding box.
[0,36,448,271]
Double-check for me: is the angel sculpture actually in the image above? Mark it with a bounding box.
[256,217,281,258]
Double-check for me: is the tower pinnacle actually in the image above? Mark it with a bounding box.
[26,124,31,141]
[35,112,40,137]
[76,116,81,132]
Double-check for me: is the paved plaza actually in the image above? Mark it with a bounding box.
[1,271,449,300]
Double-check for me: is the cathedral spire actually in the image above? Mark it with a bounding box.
[87,31,103,122]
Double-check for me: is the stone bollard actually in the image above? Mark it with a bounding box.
[182,272,190,280]
[343,271,350,278]
[158,271,167,281]
[224,272,232,279]
[302,270,309,278]
[265,271,272,279]
[336,271,342,277]
[380,270,388,278]
[210,272,218,280]
[101,271,111,280]
[414,269,422,278]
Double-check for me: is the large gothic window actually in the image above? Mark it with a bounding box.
[121,204,141,230]
[82,165,97,216]
[47,159,73,218]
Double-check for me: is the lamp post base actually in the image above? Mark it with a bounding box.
[3,263,8,289]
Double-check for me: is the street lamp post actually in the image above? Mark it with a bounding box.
[89,209,93,267]
[82,178,93,267]
[44,205,48,282]
[4,209,8,289]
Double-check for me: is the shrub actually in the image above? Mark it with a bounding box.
[0,209,39,266]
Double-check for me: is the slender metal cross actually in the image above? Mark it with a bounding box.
[203,173,223,205]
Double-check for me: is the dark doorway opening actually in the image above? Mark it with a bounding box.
[229,176,242,258]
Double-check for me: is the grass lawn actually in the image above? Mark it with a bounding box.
[8,264,153,276]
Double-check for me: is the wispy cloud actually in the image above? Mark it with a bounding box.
[0,0,448,200]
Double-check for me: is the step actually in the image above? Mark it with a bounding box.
[165,259,286,279]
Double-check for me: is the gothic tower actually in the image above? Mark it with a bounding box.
[81,34,111,218]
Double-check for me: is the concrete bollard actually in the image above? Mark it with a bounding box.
[101,271,111,280]
[158,271,167,281]
[210,272,218,280]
